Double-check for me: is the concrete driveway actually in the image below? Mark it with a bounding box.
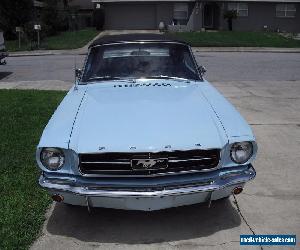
[31,79,300,250]
[1,52,299,250]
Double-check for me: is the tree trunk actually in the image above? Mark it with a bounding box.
[94,9,105,31]
[228,18,233,31]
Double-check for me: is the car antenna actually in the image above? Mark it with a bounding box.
[74,54,78,91]
[73,27,79,91]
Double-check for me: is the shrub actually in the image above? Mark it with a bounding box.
[223,10,237,31]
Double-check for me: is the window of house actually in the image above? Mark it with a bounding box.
[276,4,296,17]
[174,3,189,20]
[228,3,249,17]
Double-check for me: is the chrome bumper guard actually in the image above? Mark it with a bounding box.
[39,165,256,198]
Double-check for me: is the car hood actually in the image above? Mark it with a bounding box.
[68,81,228,153]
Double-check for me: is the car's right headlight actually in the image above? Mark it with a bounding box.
[40,147,65,171]
[230,142,253,164]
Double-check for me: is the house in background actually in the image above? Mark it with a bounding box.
[68,0,94,28]
[41,0,299,32]
[89,0,300,32]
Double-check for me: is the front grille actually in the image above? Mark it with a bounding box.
[79,149,220,176]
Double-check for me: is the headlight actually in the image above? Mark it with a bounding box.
[230,142,253,164]
[40,147,65,171]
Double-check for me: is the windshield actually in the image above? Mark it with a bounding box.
[81,42,200,82]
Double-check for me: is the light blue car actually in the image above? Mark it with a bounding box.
[36,34,257,211]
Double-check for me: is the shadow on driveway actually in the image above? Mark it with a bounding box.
[0,72,12,80]
[47,199,240,244]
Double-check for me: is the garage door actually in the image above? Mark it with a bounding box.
[104,3,157,30]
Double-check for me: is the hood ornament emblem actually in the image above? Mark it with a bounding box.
[131,158,168,170]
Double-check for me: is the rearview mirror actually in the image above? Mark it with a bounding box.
[75,68,82,79]
[198,66,206,77]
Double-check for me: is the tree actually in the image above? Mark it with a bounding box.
[41,0,64,35]
[0,0,33,39]
[42,0,76,33]
[62,0,73,10]
[93,8,105,31]
[223,10,237,31]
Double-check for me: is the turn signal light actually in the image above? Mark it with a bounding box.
[51,194,64,202]
[232,186,243,195]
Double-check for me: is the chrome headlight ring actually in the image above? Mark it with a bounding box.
[40,147,65,171]
[230,141,253,164]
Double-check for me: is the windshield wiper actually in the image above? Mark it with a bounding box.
[86,76,128,82]
[145,75,190,81]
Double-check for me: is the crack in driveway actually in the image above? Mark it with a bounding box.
[233,195,264,250]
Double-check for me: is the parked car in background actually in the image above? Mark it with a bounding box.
[36,34,257,211]
[0,31,8,65]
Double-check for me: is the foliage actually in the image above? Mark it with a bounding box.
[223,10,238,31]
[21,21,53,49]
[0,0,33,39]
[44,28,98,49]
[62,0,73,9]
[0,90,66,250]
[223,10,238,20]
[172,31,300,47]
[93,9,105,31]
[41,0,68,36]
[5,28,99,51]
[0,0,73,40]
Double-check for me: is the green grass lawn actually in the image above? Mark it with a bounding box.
[0,90,66,250]
[6,28,99,51]
[4,41,30,52]
[172,31,300,47]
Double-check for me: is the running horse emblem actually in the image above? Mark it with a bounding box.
[134,159,166,169]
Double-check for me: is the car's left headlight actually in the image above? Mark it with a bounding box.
[40,147,65,171]
[230,142,253,164]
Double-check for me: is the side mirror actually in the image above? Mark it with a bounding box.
[75,68,82,79]
[198,65,206,77]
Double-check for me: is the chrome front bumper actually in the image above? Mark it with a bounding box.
[39,164,256,211]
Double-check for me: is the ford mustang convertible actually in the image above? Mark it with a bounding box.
[36,34,257,211]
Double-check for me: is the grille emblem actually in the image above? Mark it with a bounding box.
[131,158,168,170]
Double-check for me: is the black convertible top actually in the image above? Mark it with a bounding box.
[89,33,189,48]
